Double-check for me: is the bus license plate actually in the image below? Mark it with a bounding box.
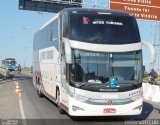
[103,108,116,113]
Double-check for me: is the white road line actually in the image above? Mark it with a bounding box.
[14,81,27,125]
[19,93,27,125]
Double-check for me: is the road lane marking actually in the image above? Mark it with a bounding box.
[19,93,27,125]
[14,81,27,125]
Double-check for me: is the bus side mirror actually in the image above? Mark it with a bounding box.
[143,65,145,77]
[75,52,81,64]
[64,39,72,64]
[143,65,145,72]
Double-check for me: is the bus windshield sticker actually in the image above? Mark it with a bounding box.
[82,16,90,24]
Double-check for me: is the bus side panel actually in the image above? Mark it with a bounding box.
[33,17,61,100]
[39,46,60,97]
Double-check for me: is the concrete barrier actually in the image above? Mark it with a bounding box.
[143,83,149,100]
[143,82,160,103]
[152,85,160,103]
[143,83,153,100]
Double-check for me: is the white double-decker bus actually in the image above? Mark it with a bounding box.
[33,8,154,116]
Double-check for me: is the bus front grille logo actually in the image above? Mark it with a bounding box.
[109,78,117,88]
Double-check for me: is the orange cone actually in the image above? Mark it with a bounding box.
[15,82,21,94]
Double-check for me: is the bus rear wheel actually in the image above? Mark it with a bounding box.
[56,90,65,114]
[36,83,43,98]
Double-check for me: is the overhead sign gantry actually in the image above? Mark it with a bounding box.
[19,0,82,13]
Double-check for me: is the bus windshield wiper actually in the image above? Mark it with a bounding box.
[131,82,141,87]
[74,82,86,88]
[124,81,140,87]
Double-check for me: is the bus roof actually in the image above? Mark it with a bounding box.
[61,8,132,17]
[4,58,16,60]
[40,13,59,30]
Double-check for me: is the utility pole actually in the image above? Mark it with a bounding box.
[22,27,30,68]
[94,0,98,8]
[24,46,27,68]
[152,22,160,71]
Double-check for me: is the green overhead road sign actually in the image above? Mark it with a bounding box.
[19,0,82,13]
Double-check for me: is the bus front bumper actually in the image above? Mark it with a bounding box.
[68,97,143,116]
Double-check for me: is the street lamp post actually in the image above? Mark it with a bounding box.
[94,0,98,7]
[22,26,31,68]
[24,46,27,68]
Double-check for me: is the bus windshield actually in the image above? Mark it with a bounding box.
[3,59,16,66]
[5,61,16,65]
[71,50,142,88]
[70,14,140,44]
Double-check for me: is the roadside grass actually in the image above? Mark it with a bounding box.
[0,67,6,79]
[0,74,5,79]
[143,77,148,81]
[156,76,160,81]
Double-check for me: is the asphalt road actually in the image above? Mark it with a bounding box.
[0,74,160,125]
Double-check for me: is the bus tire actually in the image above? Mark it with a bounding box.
[56,89,65,114]
[36,80,43,98]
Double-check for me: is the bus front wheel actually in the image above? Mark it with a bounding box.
[56,90,65,114]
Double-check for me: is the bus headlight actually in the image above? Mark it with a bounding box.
[72,105,85,111]
[133,105,142,110]
[70,93,89,102]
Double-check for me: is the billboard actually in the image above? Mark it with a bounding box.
[19,0,82,13]
[110,0,160,21]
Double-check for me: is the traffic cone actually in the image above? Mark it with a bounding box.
[15,82,21,94]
